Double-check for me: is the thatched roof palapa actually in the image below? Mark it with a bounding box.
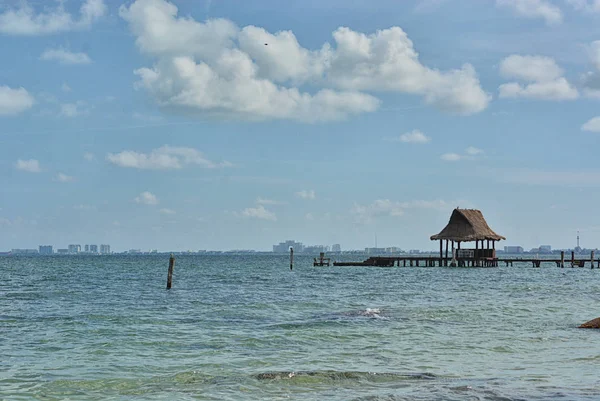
[430,208,505,242]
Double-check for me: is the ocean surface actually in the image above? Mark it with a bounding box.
[2,254,600,401]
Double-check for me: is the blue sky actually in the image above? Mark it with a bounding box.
[2,0,600,252]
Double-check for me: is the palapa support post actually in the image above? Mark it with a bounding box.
[571,251,575,268]
[444,240,449,266]
[560,251,565,268]
[166,253,175,289]
[290,247,294,270]
[591,251,595,269]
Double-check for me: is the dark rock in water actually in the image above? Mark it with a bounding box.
[579,317,600,328]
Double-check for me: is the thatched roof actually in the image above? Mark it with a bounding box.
[430,208,506,242]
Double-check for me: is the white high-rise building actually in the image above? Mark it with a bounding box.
[100,244,111,254]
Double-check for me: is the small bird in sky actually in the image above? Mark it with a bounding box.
[264,43,268,46]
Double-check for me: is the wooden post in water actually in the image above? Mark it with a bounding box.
[560,251,565,268]
[591,251,595,269]
[290,247,294,270]
[166,253,175,289]
[571,251,575,268]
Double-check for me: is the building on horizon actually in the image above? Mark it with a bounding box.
[273,240,304,253]
[39,245,53,255]
[100,244,111,254]
[90,244,98,253]
[11,249,38,255]
[365,247,387,255]
[504,246,523,254]
[332,244,341,253]
[68,244,81,254]
[84,245,90,253]
[539,245,552,253]
[303,245,328,254]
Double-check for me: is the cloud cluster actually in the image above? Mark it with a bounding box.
[581,41,600,98]
[0,86,34,115]
[441,147,484,162]
[55,173,75,182]
[496,0,562,25]
[296,190,316,200]
[582,117,600,132]
[107,145,232,170]
[15,159,41,173]
[40,48,92,65]
[498,55,578,100]
[352,199,449,223]
[119,0,489,122]
[396,129,431,144]
[134,191,159,205]
[0,0,106,35]
[241,205,277,221]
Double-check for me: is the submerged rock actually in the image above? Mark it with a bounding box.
[579,317,600,328]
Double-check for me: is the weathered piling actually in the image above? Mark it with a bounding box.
[290,247,294,270]
[166,253,175,289]
[571,251,575,268]
[560,251,565,268]
[591,251,595,269]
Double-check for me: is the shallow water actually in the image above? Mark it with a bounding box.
[2,254,600,400]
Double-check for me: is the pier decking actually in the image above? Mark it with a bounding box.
[332,254,600,268]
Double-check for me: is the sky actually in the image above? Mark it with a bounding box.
[2,0,600,252]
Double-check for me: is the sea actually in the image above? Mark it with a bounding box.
[2,254,600,401]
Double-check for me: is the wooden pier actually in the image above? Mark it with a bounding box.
[332,252,600,268]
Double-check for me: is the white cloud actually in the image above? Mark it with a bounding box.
[256,197,284,205]
[441,153,462,162]
[15,159,41,172]
[60,101,89,117]
[107,145,232,170]
[567,0,600,13]
[296,190,316,200]
[397,129,431,144]
[498,55,578,100]
[0,86,34,115]
[352,199,448,223]
[83,152,95,161]
[496,0,563,24]
[241,205,276,221]
[500,55,563,82]
[55,173,74,182]
[0,0,106,35]
[135,191,159,205]
[40,48,92,65]
[582,117,600,132]
[581,41,600,98]
[119,0,489,121]
[465,146,483,155]
[61,83,72,92]
[305,212,315,221]
[159,208,176,214]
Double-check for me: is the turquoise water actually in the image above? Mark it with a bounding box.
[2,255,600,400]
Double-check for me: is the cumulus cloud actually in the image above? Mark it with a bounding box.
[352,199,449,223]
[40,48,92,65]
[256,197,284,205]
[83,152,95,161]
[496,0,562,24]
[581,41,600,98]
[582,117,600,132]
[0,86,34,115]
[119,0,489,121]
[241,205,277,221]
[441,153,462,162]
[159,208,176,214]
[15,159,41,172]
[567,0,600,13]
[106,145,232,170]
[296,190,316,200]
[55,173,75,182]
[0,0,106,35]
[60,101,90,117]
[135,191,159,205]
[465,146,483,155]
[395,129,431,144]
[498,55,578,100]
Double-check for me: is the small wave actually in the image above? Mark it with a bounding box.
[254,370,437,382]
[343,308,389,320]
